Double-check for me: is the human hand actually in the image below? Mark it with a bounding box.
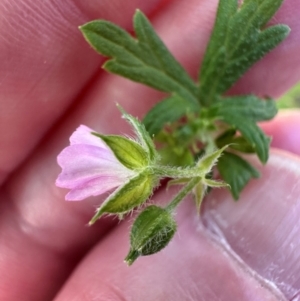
[1,0,300,300]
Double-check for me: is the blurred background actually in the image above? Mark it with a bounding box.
[277,82,300,108]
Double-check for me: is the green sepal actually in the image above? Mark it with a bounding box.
[194,182,205,212]
[203,179,229,188]
[118,105,158,162]
[143,95,197,136]
[80,10,199,108]
[217,152,260,200]
[196,145,228,174]
[167,178,189,189]
[93,133,149,169]
[89,171,156,224]
[124,205,177,265]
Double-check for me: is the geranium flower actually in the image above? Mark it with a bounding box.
[56,125,136,201]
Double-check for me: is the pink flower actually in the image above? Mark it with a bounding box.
[56,125,136,201]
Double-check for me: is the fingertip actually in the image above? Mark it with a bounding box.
[261,109,300,156]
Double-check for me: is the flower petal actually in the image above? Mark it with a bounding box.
[65,176,126,201]
[56,144,135,200]
[69,125,107,148]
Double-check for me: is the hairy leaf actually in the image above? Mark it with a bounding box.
[143,95,197,135]
[211,95,277,121]
[199,0,289,105]
[80,10,199,108]
[216,129,256,153]
[219,115,271,163]
[217,152,260,200]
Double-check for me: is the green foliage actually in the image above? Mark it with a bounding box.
[210,95,277,163]
[80,10,199,109]
[79,0,290,263]
[211,96,277,121]
[217,152,260,200]
[158,145,194,167]
[219,116,270,163]
[143,95,196,136]
[199,0,289,105]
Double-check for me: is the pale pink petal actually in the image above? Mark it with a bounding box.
[56,144,133,188]
[56,144,135,200]
[65,176,126,201]
[56,125,138,201]
[69,125,107,148]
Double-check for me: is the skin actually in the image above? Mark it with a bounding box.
[0,0,300,300]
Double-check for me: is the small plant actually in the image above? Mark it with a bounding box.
[56,0,289,265]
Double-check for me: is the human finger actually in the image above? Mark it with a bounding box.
[54,151,300,301]
[261,109,300,155]
[1,0,300,300]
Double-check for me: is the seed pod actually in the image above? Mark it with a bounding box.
[125,205,177,265]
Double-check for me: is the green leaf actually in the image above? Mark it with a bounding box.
[219,115,271,163]
[211,95,277,121]
[89,171,156,224]
[117,105,158,162]
[199,0,289,105]
[143,95,196,136]
[215,129,256,154]
[229,137,256,153]
[80,10,199,108]
[94,134,149,169]
[217,152,260,200]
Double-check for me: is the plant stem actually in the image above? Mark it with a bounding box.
[166,177,201,212]
[151,166,205,179]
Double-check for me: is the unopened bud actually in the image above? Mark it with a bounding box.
[124,205,177,265]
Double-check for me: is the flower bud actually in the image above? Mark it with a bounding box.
[124,205,177,265]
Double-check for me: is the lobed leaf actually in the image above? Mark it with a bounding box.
[80,10,199,108]
[217,152,260,200]
[219,115,271,163]
[199,0,289,105]
[211,95,277,121]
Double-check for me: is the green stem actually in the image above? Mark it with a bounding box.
[166,177,201,212]
[151,166,205,179]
